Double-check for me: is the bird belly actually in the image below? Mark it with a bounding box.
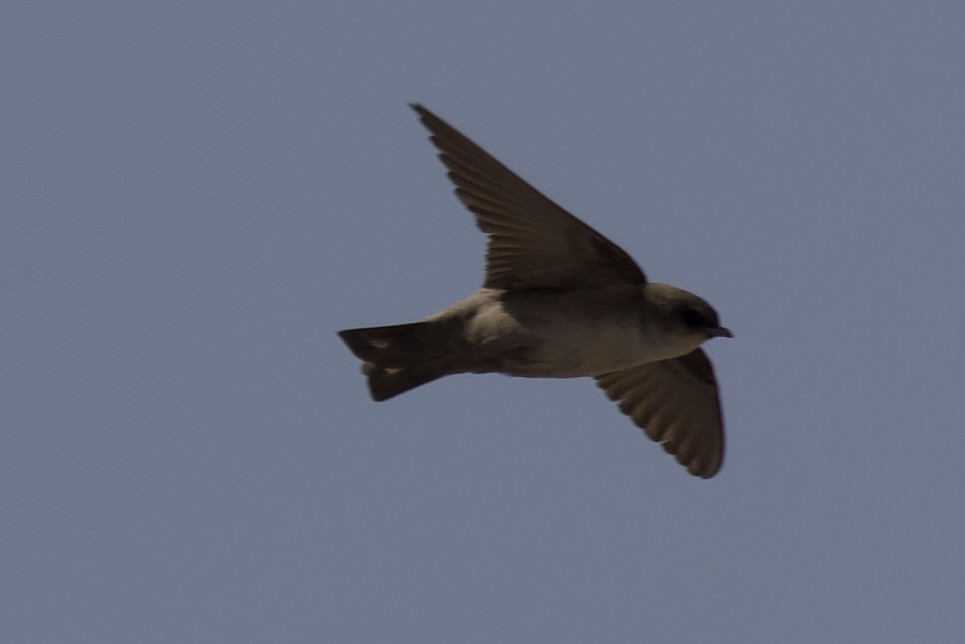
[507,320,665,377]
[460,297,674,378]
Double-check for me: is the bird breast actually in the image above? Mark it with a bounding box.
[451,289,689,377]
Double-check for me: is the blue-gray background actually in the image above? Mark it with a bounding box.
[4,2,964,642]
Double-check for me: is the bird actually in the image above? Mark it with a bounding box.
[337,104,733,478]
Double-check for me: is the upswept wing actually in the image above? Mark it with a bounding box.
[412,104,645,291]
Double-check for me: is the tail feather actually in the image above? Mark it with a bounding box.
[337,322,450,401]
[361,363,444,402]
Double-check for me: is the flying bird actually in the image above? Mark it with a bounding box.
[338,104,733,478]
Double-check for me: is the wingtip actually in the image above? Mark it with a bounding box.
[410,104,449,131]
[688,454,723,479]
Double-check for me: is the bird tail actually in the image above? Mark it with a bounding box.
[337,322,451,401]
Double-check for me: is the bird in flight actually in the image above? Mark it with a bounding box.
[338,104,733,478]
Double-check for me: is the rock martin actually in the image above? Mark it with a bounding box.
[338,104,733,478]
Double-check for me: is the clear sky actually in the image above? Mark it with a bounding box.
[4,2,964,642]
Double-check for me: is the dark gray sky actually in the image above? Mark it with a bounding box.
[4,2,965,642]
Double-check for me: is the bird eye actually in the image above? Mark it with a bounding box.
[680,308,706,328]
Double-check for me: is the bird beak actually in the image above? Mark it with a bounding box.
[707,326,734,339]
